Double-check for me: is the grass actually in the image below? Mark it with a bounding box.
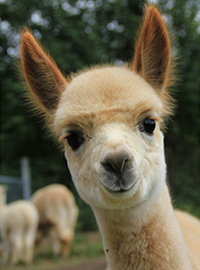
[71,232,104,258]
[0,232,105,270]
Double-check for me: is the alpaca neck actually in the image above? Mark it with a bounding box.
[92,184,192,270]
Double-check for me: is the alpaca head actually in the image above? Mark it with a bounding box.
[54,66,167,210]
[21,6,173,210]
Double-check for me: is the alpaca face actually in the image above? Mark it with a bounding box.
[21,6,172,210]
[55,67,166,209]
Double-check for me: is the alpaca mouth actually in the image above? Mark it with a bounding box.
[105,185,134,194]
[99,166,137,194]
[102,180,136,195]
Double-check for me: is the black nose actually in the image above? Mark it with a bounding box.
[100,148,133,174]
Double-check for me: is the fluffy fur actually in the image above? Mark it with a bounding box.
[31,184,79,258]
[20,5,200,270]
[0,186,39,265]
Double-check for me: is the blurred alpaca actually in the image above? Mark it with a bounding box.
[20,5,200,270]
[31,184,79,258]
[0,185,39,265]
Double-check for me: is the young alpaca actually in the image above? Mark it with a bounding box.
[31,184,79,258]
[20,5,200,270]
[0,186,39,265]
[0,185,7,210]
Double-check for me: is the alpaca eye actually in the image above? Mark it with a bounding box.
[66,132,85,151]
[140,118,156,135]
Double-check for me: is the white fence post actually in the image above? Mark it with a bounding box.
[21,157,31,200]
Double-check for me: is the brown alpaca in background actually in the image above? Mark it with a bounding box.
[20,5,200,270]
[31,184,79,258]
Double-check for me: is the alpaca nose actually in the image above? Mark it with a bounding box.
[100,146,133,174]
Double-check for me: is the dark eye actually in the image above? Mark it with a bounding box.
[66,132,85,151]
[140,118,156,135]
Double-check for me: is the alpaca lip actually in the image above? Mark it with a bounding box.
[99,167,137,195]
[103,181,136,195]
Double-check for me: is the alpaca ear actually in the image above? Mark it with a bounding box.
[133,6,171,92]
[21,30,67,113]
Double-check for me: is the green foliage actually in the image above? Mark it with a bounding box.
[162,0,200,216]
[0,0,199,230]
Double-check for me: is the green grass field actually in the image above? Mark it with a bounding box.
[0,232,105,270]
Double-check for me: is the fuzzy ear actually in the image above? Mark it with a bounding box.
[21,30,67,114]
[133,6,171,92]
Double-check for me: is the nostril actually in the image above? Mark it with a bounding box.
[101,154,132,174]
[101,160,117,173]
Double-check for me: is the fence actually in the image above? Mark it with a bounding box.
[0,157,31,203]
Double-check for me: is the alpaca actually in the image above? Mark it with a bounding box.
[31,184,79,258]
[20,5,200,270]
[0,186,39,264]
[0,185,7,210]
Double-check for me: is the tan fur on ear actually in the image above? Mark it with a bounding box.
[133,5,171,91]
[21,29,67,114]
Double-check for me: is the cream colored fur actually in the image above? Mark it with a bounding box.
[20,5,200,270]
[0,186,39,265]
[31,184,79,258]
[0,185,7,210]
